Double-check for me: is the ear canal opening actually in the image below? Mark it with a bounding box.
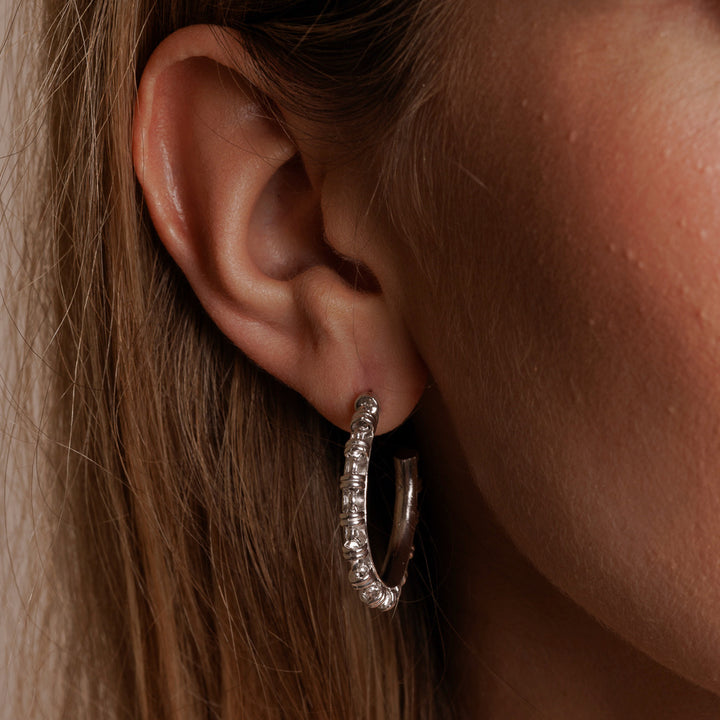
[328,248,382,294]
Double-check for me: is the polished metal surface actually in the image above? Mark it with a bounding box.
[340,394,420,612]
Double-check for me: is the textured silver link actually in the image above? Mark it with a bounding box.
[340,394,417,612]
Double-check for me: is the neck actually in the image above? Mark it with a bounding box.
[415,390,720,720]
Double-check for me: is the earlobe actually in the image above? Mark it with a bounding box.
[133,25,427,432]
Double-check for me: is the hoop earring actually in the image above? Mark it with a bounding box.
[340,394,421,611]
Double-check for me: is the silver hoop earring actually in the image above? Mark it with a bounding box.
[340,394,421,611]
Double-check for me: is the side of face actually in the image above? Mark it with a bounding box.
[386,0,720,694]
[131,1,720,695]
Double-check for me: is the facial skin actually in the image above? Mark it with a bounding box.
[366,0,720,713]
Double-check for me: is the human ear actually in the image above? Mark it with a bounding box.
[132,25,426,432]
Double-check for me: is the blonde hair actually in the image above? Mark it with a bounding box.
[6,1,452,718]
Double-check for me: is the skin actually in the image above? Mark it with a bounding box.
[376,0,720,715]
[134,2,720,715]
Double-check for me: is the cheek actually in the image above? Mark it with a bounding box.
[525,70,720,676]
[537,45,720,429]
[535,19,720,479]
[432,6,720,695]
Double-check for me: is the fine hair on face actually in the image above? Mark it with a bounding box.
[3,1,456,718]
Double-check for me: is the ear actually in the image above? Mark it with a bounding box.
[132,25,426,432]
